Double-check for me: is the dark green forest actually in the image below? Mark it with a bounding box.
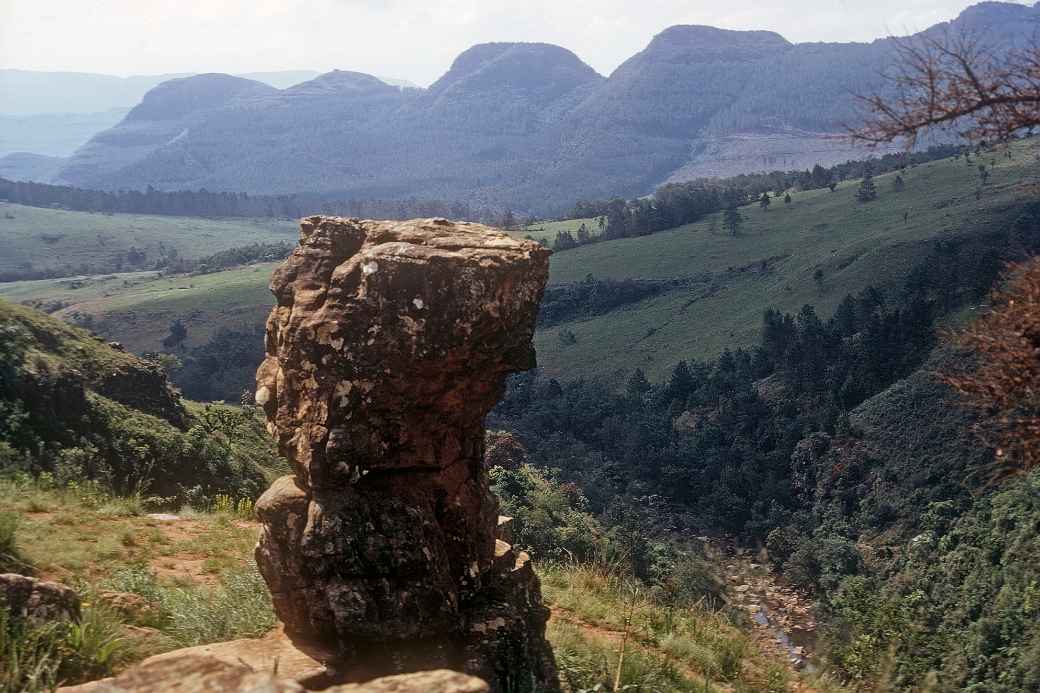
[485,200,1040,690]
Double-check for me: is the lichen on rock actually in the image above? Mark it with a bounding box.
[253,217,558,691]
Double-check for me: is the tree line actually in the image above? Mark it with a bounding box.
[0,178,521,227]
[560,144,965,246]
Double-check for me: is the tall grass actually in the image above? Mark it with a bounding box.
[549,620,709,692]
[541,563,778,692]
[0,511,22,572]
[102,564,276,647]
[0,606,133,693]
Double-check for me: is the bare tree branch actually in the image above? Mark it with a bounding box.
[851,27,1040,145]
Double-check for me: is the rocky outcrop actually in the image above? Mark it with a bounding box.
[253,217,558,691]
[0,573,80,624]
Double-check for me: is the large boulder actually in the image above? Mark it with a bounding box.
[253,217,558,692]
[0,573,80,624]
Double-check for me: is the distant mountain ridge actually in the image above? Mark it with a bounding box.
[41,2,1040,213]
[0,68,414,160]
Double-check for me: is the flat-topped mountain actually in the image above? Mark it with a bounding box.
[50,2,1040,213]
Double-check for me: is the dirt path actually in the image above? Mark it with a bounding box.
[140,513,260,587]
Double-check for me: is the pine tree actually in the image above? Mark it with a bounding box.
[722,205,744,236]
[857,169,878,203]
[626,368,651,399]
[162,319,189,351]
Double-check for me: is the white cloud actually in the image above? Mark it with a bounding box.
[0,0,1028,85]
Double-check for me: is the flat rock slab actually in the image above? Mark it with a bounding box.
[58,649,488,692]
[59,627,335,692]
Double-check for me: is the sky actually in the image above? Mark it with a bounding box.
[0,1,1030,86]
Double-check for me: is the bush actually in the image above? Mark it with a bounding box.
[785,530,860,593]
[490,464,608,563]
[765,526,802,569]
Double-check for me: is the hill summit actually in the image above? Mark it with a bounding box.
[48,2,1040,213]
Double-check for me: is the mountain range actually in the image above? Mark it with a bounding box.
[0,69,416,158]
[8,2,1039,214]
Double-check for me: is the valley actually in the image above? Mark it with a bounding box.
[3,139,1034,383]
[4,2,1040,692]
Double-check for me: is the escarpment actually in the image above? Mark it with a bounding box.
[253,216,558,691]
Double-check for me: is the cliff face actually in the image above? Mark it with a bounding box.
[253,217,558,691]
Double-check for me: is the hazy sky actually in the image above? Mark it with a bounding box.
[0,1,1028,85]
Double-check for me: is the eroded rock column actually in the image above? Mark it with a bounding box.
[254,217,557,691]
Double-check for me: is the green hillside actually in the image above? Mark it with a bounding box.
[518,217,603,245]
[1,141,1037,376]
[0,203,295,277]
[0,263,280,353]
[535,140,1039,380]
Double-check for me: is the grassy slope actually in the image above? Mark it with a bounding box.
[1,142,1036,374]
[0,203,295,274]
[535,140,1040,381]
[1,480,818,692]
[517,217,603,245]
[0,263,280,352]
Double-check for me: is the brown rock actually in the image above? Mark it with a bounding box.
[0,573,80,624]
[330,670,488,692]
[140,626,335,686]
[57,654,303,693]
[253,217,557,692]
[60,654,488,693]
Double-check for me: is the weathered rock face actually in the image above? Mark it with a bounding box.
[0,573,80,624]
[253,217,557,691]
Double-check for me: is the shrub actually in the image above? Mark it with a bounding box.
[490,464,607,563]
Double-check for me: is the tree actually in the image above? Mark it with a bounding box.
[854,30,1040,146]
[502,209,516,230]
[626,368,651,400]
[576,223,591,244]
[162,319,188,351]
[722,205,744,236]
[552,230,577,251]
[759,192,771,211]
[813,268,825,292]
[857,169,878,203]
[944,261,1040,477]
